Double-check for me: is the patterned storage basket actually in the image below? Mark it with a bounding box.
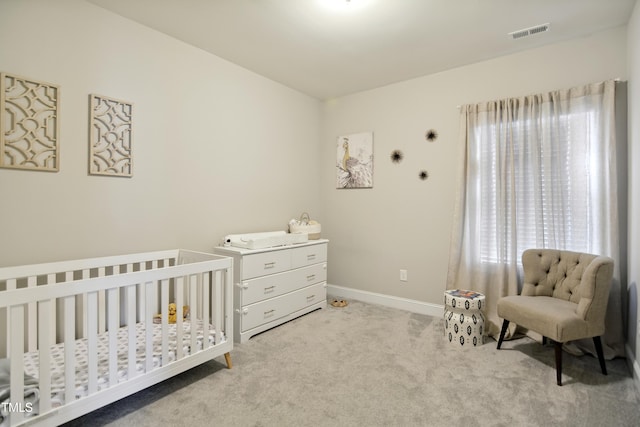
[289,212,321,240]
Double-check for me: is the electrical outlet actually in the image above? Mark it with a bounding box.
[400,269,408,282]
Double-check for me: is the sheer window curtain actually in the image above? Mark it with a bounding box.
[447,80,624,357]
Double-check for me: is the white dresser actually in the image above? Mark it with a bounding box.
[214,240,328,343]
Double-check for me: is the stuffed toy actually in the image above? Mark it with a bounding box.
[168,303,178,324]
[153,303,190,324]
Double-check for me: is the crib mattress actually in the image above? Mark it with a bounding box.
[22,321,225,406]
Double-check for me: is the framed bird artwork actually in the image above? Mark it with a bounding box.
[336,131,373,189]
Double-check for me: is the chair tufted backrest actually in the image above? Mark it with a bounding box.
[520,249,614,323]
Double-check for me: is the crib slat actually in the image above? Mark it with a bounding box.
[1,279,15,358]
[27,276,37,351]
[190,275,198,354]
[137,282,146,324]
[145,281,155,373]
[38,300,52,413]
[65,271,74,340]
[77,269,90,339]
[119,264,133,327]
[202,272,210,348]
[63,295,76,405]
[126,285,137,379]
[160,279,169,366]
[97,268,106,333]
[98,290,107,332]
[107,288,119,387]
[225,267,232,341]
[196,272,203,320]
[109,265,120,331]
[87,292,98,394]
[47,273,56,347]
[9,305,25,425]
[175,276,184,360]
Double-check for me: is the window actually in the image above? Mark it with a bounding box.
[471,100,606,264]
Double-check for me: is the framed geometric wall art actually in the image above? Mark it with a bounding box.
[89,94,133,177]
[336,131,373,189]
[0,72,60,172]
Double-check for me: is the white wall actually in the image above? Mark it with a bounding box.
[320,27,628,306]
[0,0,321,267]
[627,0,640,387]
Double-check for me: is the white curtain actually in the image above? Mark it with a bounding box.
[447,80,624,357]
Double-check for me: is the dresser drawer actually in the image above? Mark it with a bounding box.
[242,249,291,279]
[290,281,326,313]
[241,263,327,306]
[240,282,327,332]
[291,243,327,269]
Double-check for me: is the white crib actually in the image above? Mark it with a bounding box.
[0,249,233,426]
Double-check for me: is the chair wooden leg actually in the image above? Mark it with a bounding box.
[497,319,510,349]
[593,336,607,375]
[554,341,563,386]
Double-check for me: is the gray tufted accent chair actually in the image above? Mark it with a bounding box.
[496,249,614,386]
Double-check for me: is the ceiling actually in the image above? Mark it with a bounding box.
[87,0,636,100]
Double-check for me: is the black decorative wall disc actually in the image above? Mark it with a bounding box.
[390,150,404,163]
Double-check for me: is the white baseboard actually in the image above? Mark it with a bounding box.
[327,284,444,318]
[625,343,640,398]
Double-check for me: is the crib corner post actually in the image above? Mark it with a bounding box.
[225,266,233,342]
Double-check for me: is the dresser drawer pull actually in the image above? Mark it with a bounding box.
[306,294,316,300]
[306,274,316,281]
[264,262,276,269]
[264,285,276,293]
[307,254,316,261]
[264,309,276,316]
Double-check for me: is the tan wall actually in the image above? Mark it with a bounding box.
[320,26,628,306]
[0,0,321,266]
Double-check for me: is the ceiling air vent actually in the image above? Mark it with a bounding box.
[509,23,550,40]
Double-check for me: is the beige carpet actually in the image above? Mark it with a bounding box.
[64,300,640,426]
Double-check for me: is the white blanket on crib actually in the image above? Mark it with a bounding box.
[22,321,224,406]
[0,359,39,427]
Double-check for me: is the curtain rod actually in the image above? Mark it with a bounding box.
[456,78,623,109]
